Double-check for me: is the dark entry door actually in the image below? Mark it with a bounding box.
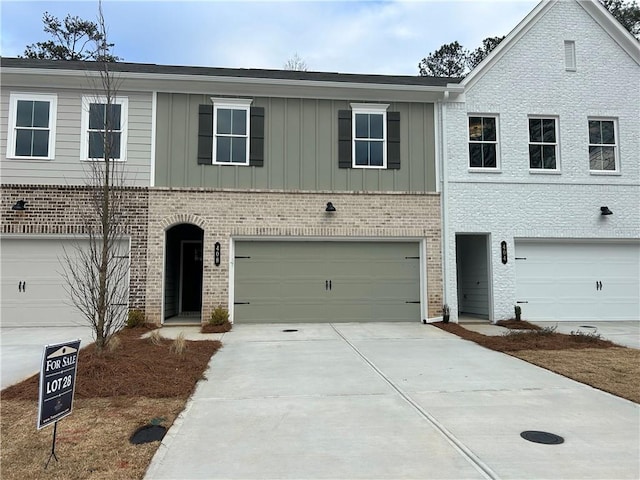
[181,241,203,312]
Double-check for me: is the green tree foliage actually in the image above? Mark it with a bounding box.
[418,37,504,77]
[601,0,640,39]
[468,36,505,70]
[22,11,119,61]
[418,41,469,77]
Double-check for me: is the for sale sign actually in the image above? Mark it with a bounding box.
[37,340,81,429]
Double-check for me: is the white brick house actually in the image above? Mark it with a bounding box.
[440,0,640,323]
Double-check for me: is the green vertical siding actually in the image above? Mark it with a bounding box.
[155,93,436,192]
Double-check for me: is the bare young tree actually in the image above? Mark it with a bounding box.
[62,3,129,352]
[284,53,308,71]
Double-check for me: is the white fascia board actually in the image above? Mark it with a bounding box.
[578,0,640,65]
[2,68,459,102]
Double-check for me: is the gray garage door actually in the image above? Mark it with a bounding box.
[1,236,129,327]
[234,241,421,323]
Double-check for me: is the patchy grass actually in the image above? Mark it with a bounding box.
[1,327,221,479]
[435,322,639,404]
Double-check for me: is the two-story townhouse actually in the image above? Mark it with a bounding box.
[1,58,461,326]
[1,58,153,327]
[440,0,640,323]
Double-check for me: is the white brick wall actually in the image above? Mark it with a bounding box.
[443,0,640,321]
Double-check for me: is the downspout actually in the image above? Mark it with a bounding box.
[434,91,450,322]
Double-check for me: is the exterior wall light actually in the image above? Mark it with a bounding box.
[325,202,336,212]
[11,200,27,211]
[600,206,613,215]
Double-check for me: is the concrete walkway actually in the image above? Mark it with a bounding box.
[145,323,639,480]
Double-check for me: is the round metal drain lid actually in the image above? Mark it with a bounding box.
[520,430,564,445]
[282,329,299,332]
[130,425,167,444]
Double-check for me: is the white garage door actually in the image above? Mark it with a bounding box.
[1,236,130,327]
[515,240,640,321]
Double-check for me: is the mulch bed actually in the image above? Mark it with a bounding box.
[495,319,542,330]
[434,322,618,352]
[201,321,232,334]
[1,327,222,401]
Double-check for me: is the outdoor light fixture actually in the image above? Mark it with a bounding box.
[11,200,27,211]
[325,202,336,212]
[600,206,613,216]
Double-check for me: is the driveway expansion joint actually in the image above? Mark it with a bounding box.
[331,324,500,480]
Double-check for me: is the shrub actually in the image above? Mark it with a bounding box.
[127,309,146,328]
[570,330,602,342]
[106,335,121,353]
[170,333,187,357]
[209,305,229,325]
[148,330,163,346]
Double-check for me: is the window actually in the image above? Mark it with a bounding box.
[7,93,57,159]
[351,104,388,168]
[81,96,128,161]
[564,40,576,71]
[528,117,558,170]
[212,98,252,165]
[588,119,617,172]
[468,116,498,168]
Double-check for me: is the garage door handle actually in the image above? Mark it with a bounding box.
[18,281,26,292]
[329,280,332,290]
[516,301,528,304]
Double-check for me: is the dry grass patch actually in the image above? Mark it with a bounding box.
[512,348,640,404]
[1,327,222,479]
[434,322,638,404]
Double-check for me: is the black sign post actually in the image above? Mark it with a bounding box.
[38,339,81,468]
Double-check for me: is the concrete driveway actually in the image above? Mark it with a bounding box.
[145,323,639,480]
[0,325,95,389]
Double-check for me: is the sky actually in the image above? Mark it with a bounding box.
[0,0,539,75]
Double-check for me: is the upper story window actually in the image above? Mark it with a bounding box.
[81,96,128,161]
[7,93,57,160]
[588,118,618,172]
[212,98,252,165]
[468,116,498,169]
[352,104,388,168]
[337,105,400,170]
[529,117,558,171]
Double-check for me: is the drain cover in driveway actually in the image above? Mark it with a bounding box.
[520,430,564,445]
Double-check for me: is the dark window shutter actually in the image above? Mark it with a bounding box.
[387,111,400,169]
[338,110,352,168]
[249,106,265,167]
[197,104,213,165]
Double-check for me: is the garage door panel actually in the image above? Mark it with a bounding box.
[234,241,421,323]
[515,241,640,321]
[1,236,129,327]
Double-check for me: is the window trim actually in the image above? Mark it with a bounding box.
[528,116,560,173]
[6,92,58,160]
[211,97,252,166]
[588,117,619,174]
[468,114,500,171]
[350,103,389,169]
[80,96,128,162]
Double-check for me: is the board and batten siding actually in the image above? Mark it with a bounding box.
[155,93,436,193]
[0,87,152,186]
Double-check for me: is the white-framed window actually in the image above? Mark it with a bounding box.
[351,103,388,168]
[528,117,559,171]
[212,98,252,165]
[6,93,57,160]
[564,40,576,71]
[588,118,618,172]
[468,115,499,169]
[81,96,128,161]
